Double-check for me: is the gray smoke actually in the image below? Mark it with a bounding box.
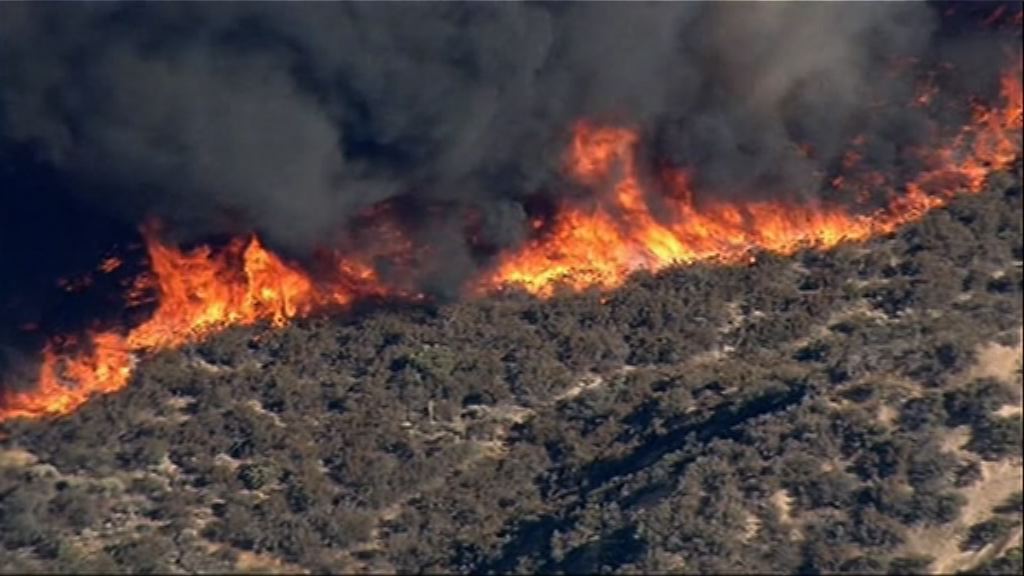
[0,2,1012,282]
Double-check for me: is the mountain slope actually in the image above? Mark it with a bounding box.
[2,167,1022,574]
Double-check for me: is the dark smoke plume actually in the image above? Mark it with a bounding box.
[0,2,1018,367]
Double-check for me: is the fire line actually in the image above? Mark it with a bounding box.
[1,63,1021,422]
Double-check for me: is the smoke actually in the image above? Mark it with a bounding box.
[0,2,1016,296]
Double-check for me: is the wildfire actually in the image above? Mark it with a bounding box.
[481,65,1023,296]
[0,62,1021,422]
[0,231,389,420]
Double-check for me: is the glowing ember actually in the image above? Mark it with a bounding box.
[0,62,1020,422]
[98,257,123,274]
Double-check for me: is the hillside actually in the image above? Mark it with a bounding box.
[1,167,1022,574]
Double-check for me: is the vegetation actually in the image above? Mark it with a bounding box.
[1,172,1022,573]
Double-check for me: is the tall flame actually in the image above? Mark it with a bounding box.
[0,232,388,420]
[481,65,1023,296]
[1,62,1021,422]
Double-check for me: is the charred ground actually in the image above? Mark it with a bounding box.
[0,166,1021,574]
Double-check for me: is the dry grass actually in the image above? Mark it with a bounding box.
[962,329,1023,386]
[898,331,1023,574]
[234,550,309,574]
[903,445,1023,574]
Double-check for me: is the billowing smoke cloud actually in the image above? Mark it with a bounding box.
[0,2,1016,299]
[2,1,1021,395]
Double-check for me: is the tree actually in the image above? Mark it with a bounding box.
[887,554,934,575]
[945,379,1018,427]
[962,517,1019,551]
[967,415,1023,460]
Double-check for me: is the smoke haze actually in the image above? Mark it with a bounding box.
[0,1,1018,350]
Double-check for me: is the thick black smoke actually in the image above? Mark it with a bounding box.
[0,3,967,248]
[0,2,1018,378]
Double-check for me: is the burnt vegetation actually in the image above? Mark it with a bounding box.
[1,171,1023,574]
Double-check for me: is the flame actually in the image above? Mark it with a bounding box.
[19,334,135,420]
[481,65,1022,296]
[1,62,1021,422]
[0,231,389,420]
[126,230,319,349]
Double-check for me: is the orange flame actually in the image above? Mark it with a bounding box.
[0,230,389,420]
[480,65,1022,297]
[1,63,1021,422]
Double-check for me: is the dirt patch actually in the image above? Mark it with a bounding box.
[742,512,761,542]
[771,489,793,523]
[995,404,1023,417]
[902,458,1024,574]
[963,329,1023,386]
[941,426,972,455]
[961,459,1023,529]
[234,549,309,574]
[770,489,804,542]
[0,447,37,468]
[877,404,899,427]
[243,399,286,428]
[556,373,605,403]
